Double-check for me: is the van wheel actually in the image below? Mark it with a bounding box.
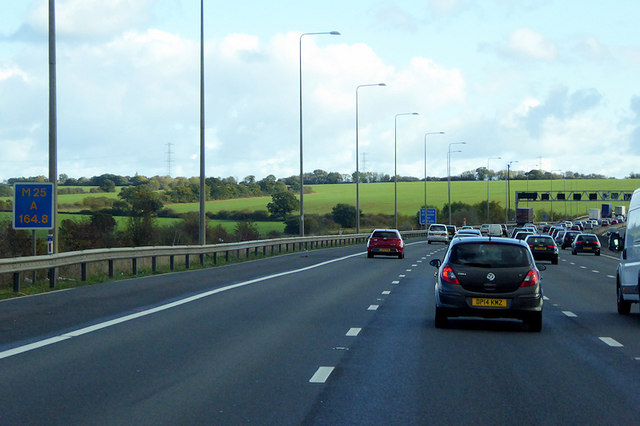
[617,285,631,315]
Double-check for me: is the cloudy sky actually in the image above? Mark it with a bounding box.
[1,0,639,183]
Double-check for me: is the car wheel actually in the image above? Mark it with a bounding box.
[552,257,558,265]
[367,252,373,258]
[595,251,600,256]
[617,285,631,315]
[434,307,447,328]
[398,253,404,259]
[428,240,432,244]
[526,312,542,332]
[571,249,576,255]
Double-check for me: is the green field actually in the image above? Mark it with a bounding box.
[3,178,639,228]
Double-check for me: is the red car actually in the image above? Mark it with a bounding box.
[367,229,405,259]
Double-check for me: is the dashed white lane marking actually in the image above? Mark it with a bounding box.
[563,311,578,317]
[599,337,623,347]
[346,328,361,337]
[391,280,400,285]
[412,264,418,267]
[592,270,599,273]
[382,291,391,295]
[580,266,587,269]
[405,269,412,272]
[309,366,335,383]
[399,274,406,278]
[607,275,615,279]
[368,305,379,311]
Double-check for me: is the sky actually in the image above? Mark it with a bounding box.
[1,0,639,183]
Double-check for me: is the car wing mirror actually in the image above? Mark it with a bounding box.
[536,263,547,271]
[429,259,441,268]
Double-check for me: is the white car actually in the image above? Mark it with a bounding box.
[428,224,449,244]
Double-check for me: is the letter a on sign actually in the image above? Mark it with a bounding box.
[31,201,38,210]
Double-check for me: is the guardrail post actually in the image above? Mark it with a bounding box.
[262,246,266,256]
[108,260,114,278]
[132,258,137,275]
[200,253,204,266]
[213,252,217,265]
[246,248,250,258]
[81,263,87,282]
[185,255,190,269]
[170,255,175,270]
[13,272,19,293]
[225,251,229,262]
[152,256,157,273]
[49,268,55,288]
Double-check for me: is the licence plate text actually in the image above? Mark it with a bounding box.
[472,298,507,308]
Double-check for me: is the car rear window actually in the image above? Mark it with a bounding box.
[372,231,399,239]
[430,225,446,231]
[580,235,598,243]
[449,243,530,268]
[529,237,552,244]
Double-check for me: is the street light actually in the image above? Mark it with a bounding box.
[424,131,444,229]
[447,142,466,225]
[505,160,518,223]
[486,156,501,222]
[356,83,386,234]
[299,30,340,237]
[394,112,419,229]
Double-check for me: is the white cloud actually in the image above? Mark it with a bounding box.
[504,28,557,61]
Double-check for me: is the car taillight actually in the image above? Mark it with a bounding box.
[576,239,582,244]
[547,245,555,249]
[520,269,539,287]
[442,265,460,285]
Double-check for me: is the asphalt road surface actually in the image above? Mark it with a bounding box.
[1,239,640,425]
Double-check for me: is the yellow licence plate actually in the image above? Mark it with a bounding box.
[379,248,390,252]
[472,298,507,308]
[534,247,545,250]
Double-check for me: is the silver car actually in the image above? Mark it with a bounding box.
[429,237,544,331]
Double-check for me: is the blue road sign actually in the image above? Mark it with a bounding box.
[426,208,437,225]
[419,208,426,225]
[13,183,54,230]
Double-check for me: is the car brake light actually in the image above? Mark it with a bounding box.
[520,270,539,287]
[442,265,460,285]
[576,239,582,244]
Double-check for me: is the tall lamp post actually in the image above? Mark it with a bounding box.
[505,160,518,223]
[394,112,419,229]
[486,156,501,222]
[356,83,386,234]
[447,142,466,225]
[424,131,444,228]
[299,30,340,237]
[198,0,206,245]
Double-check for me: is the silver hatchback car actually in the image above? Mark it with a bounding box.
[429,237,544,331]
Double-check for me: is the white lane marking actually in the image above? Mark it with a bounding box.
[562,311,577,318]
[0,251,366,360]
[382,291,391,295]
[405,269,412,272]
[346,328,361,337]
[599,337,623,347]
[399,274,406,278]
[412,264,418,267]
[543,296,550,301]
[607,275,616,279]
[580,266,587,269]
[592,270,599,273]
[368,305,379,311]
[309,366,334,383]
[569,262,575,265]
[391,280,400,285]
[417,260,422,263]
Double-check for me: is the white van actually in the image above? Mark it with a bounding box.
[615,188,640,314]
[488,224,503,237]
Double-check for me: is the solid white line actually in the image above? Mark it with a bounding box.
[562,311,577,318]
[599,337,623,347]
[368,305,379,311]
[309,366,334,383]
[346,328,361,337]
[0,251,366,360]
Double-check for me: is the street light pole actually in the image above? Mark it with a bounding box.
[447,142,466,225]
[505,160,518,223]
[299,30,340,237]
[356,83,386,234]
[551,169,562,222]
[486,156,501,222]
[394,112,419,229]
[424,131,444,229]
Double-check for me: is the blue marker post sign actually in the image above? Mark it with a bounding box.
[13,183,54,230]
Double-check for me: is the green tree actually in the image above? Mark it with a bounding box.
[267,191,298,220]
[99,179,116,192]
[119,185,163,246]
[331,203,357,228]
[235,221,260,241]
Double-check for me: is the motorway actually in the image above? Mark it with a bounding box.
[1,238,640,424]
